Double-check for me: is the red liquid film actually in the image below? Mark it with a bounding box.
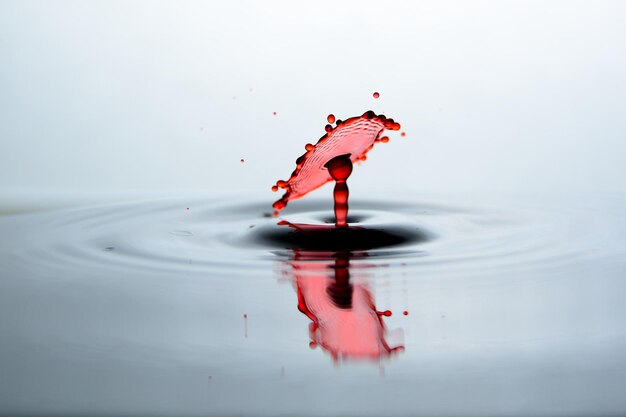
[373,92,380,99]
[272,111,401,215]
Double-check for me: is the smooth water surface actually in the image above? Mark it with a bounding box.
[1,193,625,416]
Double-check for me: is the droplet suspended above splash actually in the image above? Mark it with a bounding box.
[271,110,401,219]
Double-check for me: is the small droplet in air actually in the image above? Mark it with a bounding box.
[373,92,380,99]
[403,311,409,316]
[380,136,390,143]
[273,111,277,116]
[327,114,335,124]
[401,132,406,137]
[271,185,279,192]
[240,159,245,163]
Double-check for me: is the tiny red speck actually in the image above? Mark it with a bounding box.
[403,311,409,316]
[373,92,380,99]
[401,132,406,137]
[273,111,277,116]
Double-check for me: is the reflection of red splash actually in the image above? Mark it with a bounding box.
[272,111,401,211]
[285,248,404,363]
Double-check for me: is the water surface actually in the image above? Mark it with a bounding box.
[1,193,625,416]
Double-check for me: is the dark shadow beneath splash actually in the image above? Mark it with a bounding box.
[251,222,433,252]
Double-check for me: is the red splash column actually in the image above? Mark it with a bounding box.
[324,154,353,228]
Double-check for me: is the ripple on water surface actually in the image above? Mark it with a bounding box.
[5,195,621,278]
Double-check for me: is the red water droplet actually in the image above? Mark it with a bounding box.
[373,92,380,99]
[271,185,279,192]
[273,111,277,116]
[379,310,392,317]
[401,132,406,137]
[272,111,401,217]
[380,136,389,143]
[305,143,314,151]
[240,159,245,163]
[403,311,409,316]
[324,124,332,133]
[273,210,279,217]
[327,114,335,124]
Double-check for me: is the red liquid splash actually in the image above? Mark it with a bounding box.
[272,111,401,214]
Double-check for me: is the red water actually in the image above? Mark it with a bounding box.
[287,251,404,362]
[373,92,380,99]
[272,111,401,215]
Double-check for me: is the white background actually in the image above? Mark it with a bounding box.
[1,0,625,204]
